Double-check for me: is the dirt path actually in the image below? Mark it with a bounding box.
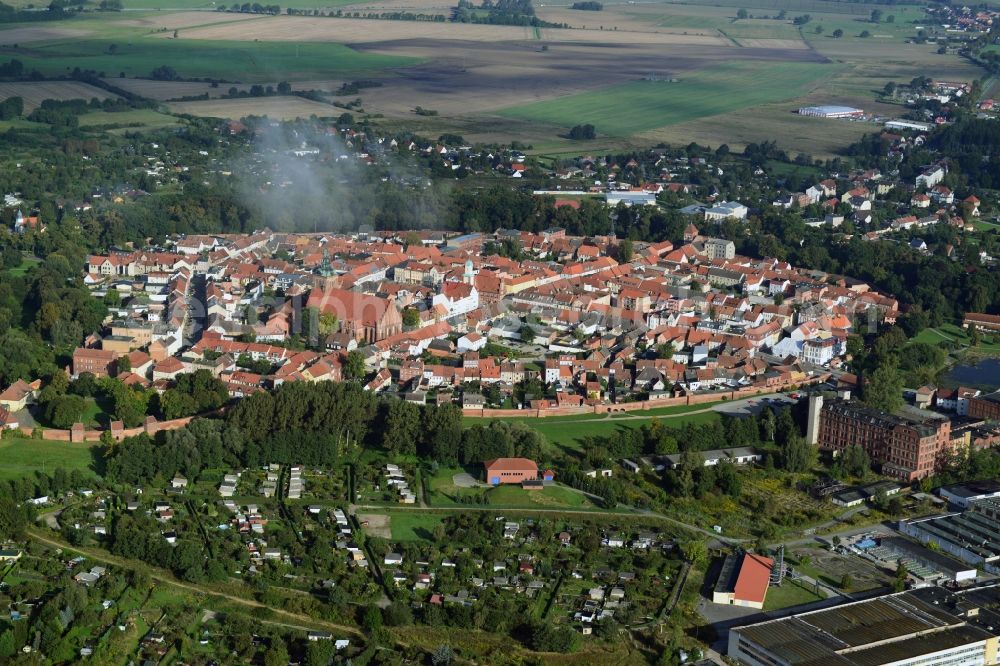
[351,501,743,543]
[26,528,364,638]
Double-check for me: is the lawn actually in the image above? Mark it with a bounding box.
[3,256,40,277]
[426,465,597,509]
[498,61,840,137]
[763,579,824,611]
[910,323,1000,355]
[0,436,101,481]
[485,484,592,509]
[7,37,416,82]
[530,410,721,452]
[388,512,445,541]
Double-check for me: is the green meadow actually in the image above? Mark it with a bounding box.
[498,61,840,138]
[3,37,416,82]
[0,436,101,481]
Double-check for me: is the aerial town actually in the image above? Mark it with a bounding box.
[0,0,999,661]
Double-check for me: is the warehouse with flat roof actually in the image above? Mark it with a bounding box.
[798,105,864,119]
[729,588,1000,666]
[900,497,1000,575]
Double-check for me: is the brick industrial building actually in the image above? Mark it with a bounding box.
[969,391,1000,421]
[812,397,953,481]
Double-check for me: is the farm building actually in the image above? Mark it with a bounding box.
[484,457,538,485]
[797,105,864,119]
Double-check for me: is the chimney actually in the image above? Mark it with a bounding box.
[806,394,824,446]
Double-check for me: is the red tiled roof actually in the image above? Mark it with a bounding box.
[734,553,773,604]
[483,457,538,473]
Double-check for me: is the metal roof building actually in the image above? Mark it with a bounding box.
[798,105,864,119]
[729,587,1000,666]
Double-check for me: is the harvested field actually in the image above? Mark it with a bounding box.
[351,36,821,118]
[157,16,540,43]
[105,77,346,101]
[168,95,340,119]
[734,38,809,49]
[0,26,91,45]
[0,81,119,112]
[160,15,733,47]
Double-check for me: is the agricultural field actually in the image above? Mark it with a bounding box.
[499,59,835,137]
[78,108,181,130]
[3,37,415,82]
[0,0,984,153]
[0,81,118,112]
[0,436,101,481]
[168,95,340,120]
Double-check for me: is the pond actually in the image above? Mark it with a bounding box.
[945,357,1000,390]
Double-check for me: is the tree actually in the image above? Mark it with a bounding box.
[43,394,88,429]
[893,562,908,592]
[840,573,853,589]
[306,640,335,666]
[680,539,708,567]
[859,30,871,38]
[870,8,882,22]
[362,604,383,632]
[431,644,454,666]
[736,7,748,18]
[883,82,897,97]
[618,238,634,263]
[263,639,289,666]
[781,433,815,473]
[343,350,365,380]
[863,360,903,412]
[814,25,823,34]
[841,443,871,478]
[832,28,843,38]
[402,307,420,327]
[567,124,596,140]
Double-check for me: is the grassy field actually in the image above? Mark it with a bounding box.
[388,512,445,541]
[762,579,825,611]
[530,411,720,453]
[427,466,596,508]
[911,322,1000,354]
[0,436,100,481]
[498,61,840,138]
[5,38,416,82]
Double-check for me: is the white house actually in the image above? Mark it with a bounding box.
[457,332,487,352]
[703,201,748,222]
[431,282,479,318]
